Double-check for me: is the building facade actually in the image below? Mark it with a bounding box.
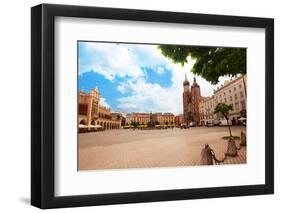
[199,75,247,125]
[213,75,247,124]
[174,114,184,126]
[78,88,121,130]
[199,96,216,125]
[126,113,152,125]
[183,75,202,125]
[126,112,175,125]
[154,112,175,125]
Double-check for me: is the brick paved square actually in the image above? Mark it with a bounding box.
[78,126,246,170]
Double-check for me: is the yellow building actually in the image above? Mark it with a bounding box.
[126,113,151,125]
[126,112,175,125]
[157,112,175,125]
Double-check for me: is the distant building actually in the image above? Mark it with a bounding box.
[78,87,121,130]
[154,112,175,125]
[182,74,247,126]
[183,75,201,125]
[120,114,126,127]
[111,112,124,128]
[126,112,151,125]
[126,112,175,125]
[174,114,184,126]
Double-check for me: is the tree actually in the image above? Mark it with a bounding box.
[214,103,233,137]
[147,121,155,128]
[158,45,246,84]
[131,121,139,128]
[214,103,237,156]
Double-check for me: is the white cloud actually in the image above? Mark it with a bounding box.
[116,82,126,94]
[80,42,217,114]
[116,73,184,115]
[80,43,147,80]
[115,58,217,114]
[117,88,182,114]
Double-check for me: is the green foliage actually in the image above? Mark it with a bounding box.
[147,121,155,128]
[214,103,233,119]
[158,45,246,84]
[131,121,139,128]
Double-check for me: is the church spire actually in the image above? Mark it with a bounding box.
[183,74,190,86]
[192,76,199,88]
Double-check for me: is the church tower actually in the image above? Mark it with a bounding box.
[183,74,191,124]
[183,76,202,125]
[88,87,100,125]
[190,77,201,124]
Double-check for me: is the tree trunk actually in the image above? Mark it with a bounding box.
[226,117,232,137]
[224,116,237,156]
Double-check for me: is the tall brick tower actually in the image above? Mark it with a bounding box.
[190,77,201,124]
[183,74,191,124]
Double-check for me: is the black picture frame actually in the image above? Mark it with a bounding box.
[31,3,274,209]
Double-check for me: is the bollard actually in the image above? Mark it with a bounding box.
[200,144,214,165]
[225,137,238,157]
[240,130,246,146]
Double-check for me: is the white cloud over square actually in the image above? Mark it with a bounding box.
[79,42,218,114]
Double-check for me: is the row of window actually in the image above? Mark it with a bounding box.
[98,113,112,119]
[201,100,246,114]
[200,115,214,120]
[221,84,243,95]
[205,91,245,108]
[216,90,244,99]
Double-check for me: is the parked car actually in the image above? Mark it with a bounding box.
[189,122,196,127]
[206,122,214,127]
[214,119,221,126]
[180,123,189,129]
[219,119,232,126]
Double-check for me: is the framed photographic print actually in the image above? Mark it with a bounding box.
[31,4,274,209]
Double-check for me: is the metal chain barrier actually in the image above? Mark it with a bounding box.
[201,132,246,165]
[211,142,242,165]
[210,148,226,165]
[201,143,243,165]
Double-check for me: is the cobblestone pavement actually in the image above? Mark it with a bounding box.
[78,126,247,170]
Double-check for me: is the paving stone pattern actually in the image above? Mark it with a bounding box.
[78,126,247,170]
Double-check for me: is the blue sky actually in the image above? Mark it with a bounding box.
[78,41,216,114]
